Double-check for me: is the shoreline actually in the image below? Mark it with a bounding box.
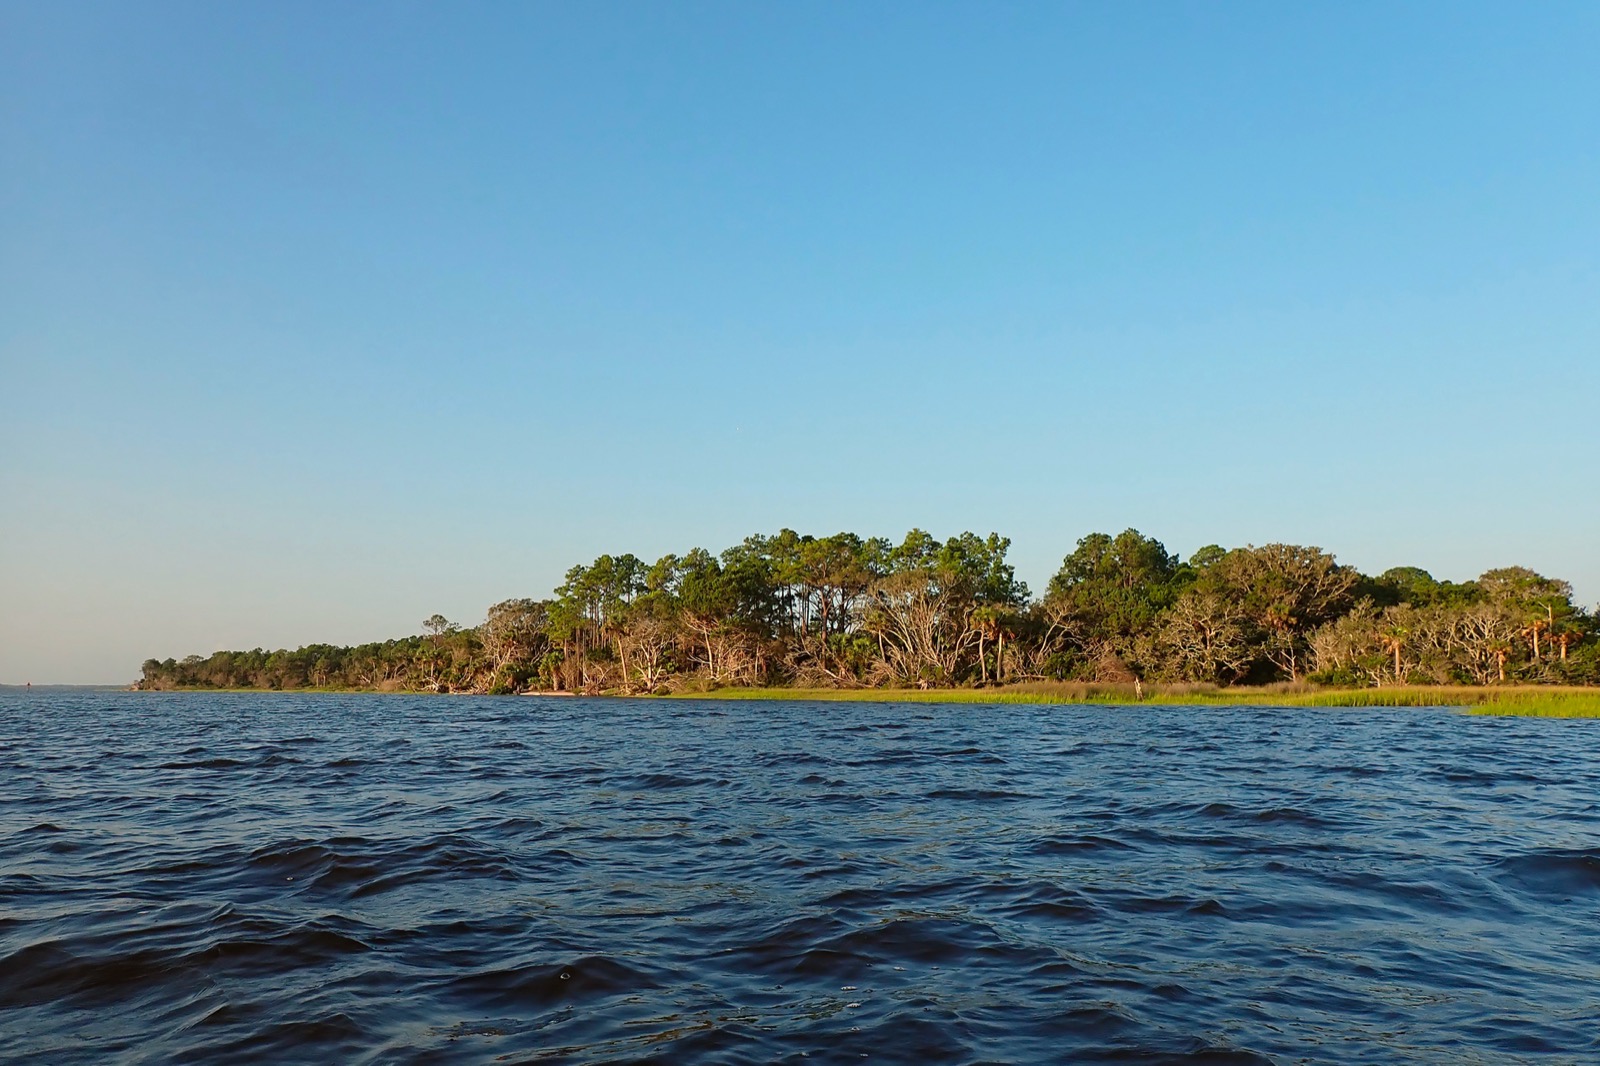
[661,684,1600,716]
[108,683,1600,716]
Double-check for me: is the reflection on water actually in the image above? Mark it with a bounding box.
[2,691,1598,1063]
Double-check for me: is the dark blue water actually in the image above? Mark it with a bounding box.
[3,692,1598,1064]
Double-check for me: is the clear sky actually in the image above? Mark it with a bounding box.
[3,2,1597,683]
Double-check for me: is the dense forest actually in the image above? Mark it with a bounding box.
[139,529,1598,694]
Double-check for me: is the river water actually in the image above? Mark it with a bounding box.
[2,691,1597,1064]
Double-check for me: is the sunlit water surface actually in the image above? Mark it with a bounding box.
[2,691,1598,1064]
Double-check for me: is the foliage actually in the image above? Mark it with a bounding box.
[138,528,1595,696]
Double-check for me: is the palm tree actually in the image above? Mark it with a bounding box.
[996,613,1014,684]
[1262,605,1301,680]
[1521,617,1548,661]
[971,606,1002,684]
[1378,622,1409,683]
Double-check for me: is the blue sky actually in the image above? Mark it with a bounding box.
[3,2,1597,682]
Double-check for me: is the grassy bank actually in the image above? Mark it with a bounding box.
[1462,691,1600,717]
[667,683,1600,716]
[131,681,1600,716]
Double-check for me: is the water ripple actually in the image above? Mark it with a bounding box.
[2,691,1598,1063]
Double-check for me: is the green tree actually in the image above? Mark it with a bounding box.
[1045,529,1183,669]
[1195,544,1357,681]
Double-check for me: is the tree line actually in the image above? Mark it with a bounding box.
[138,528,1598,693]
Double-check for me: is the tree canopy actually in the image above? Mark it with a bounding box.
[139,527,1598,693]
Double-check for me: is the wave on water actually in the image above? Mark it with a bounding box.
[2,690,1599,1064]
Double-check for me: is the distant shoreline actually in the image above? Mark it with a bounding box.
[661,683,1600,716]
[108,682,1600,716]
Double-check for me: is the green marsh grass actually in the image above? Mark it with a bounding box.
[1465,690,1600,717]
[670,683,1600,716]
